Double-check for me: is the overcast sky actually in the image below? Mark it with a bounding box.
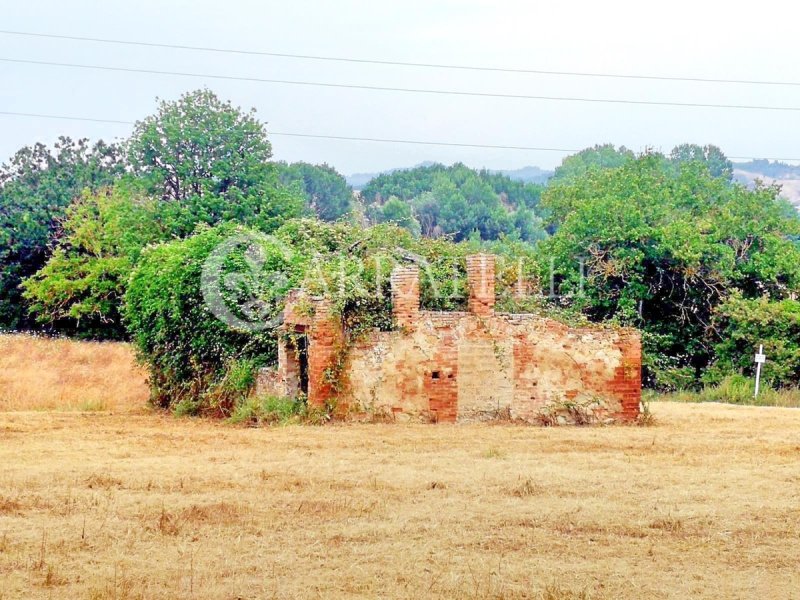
[2,0,799,175]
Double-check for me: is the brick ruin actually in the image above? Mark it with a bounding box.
[263,254,642,424]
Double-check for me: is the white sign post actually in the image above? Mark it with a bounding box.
[754,344,767,399]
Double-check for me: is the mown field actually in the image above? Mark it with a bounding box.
[1,334,799,599]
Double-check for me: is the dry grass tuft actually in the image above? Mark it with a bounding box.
[85,474,124,490]
[0,496,23,514]
[509,476,544,498]
[649,515,684,532]
[539,584,594,600]
[0,333,148,412]
[481,447,508,459]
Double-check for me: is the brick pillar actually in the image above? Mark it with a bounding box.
[612,331,642,421]
[466,254,495,317]
[391,265,420,329]
[307,300,342,409]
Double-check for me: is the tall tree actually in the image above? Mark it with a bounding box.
[21,185,166,339]
[360,163,545,241]
[0,137,124,329]
[22,90,306,337]
[127,89,302,235]
[550,144,635,182]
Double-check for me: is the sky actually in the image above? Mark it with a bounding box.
[1,0,799,176]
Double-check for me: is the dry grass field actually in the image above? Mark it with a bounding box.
[1,334,799,599]
[0,334,149,412]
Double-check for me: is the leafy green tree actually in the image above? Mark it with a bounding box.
[127,88,303,235]
[21,185,166,338]
[129,89,271,201]
[670,143,733,181]
[537,155,800,387]
[550,144,635,182]
[0,137,124,329]
[276,161,352,221]
[20,91,306,338]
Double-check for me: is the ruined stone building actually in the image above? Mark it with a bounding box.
[263,254,641,423]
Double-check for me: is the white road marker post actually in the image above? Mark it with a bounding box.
[754,344,766,399]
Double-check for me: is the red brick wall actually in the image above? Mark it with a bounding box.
[307,300,343,410]
[391,266,420,329]
[611,333,642,421]
[467,254,495,316]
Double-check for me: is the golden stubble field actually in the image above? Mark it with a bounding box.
[1,334,799,599]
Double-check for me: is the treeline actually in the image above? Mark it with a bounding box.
[361,162,545,241]
[2,87,799,413]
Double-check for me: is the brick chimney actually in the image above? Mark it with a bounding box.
[391,265,420,328]
[466,254,495,316]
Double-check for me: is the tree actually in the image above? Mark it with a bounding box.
[276,162,352,221]
[21,185,166,338]
[537,155,800,388]
[0,137,124,329]
[374,197,421,236]
[670,143,733,181]
[709,294,800,387]
[19,90,305,338]
[127,89,303,236]
[550,144,635,182]
[129,89,273,201]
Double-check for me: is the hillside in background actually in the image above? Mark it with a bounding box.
[351,158,800,208]
[732,160,800,208]
[347,163,552,189]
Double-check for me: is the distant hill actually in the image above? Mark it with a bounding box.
[732,160,800,208]
[487,166,553,184]
[347,162,552,189]
[347,162,437,190]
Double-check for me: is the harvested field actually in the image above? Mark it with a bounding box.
[0,334,798,598]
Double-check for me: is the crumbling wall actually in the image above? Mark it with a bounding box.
[281,254,642,424]
[344,312,640,423]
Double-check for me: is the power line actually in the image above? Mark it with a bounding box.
[2,110,799,162]
[2,29,799,88]
[0,111,132,125]
[2,57,800,113]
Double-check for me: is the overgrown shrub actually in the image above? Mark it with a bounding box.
[123,224,302,407]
